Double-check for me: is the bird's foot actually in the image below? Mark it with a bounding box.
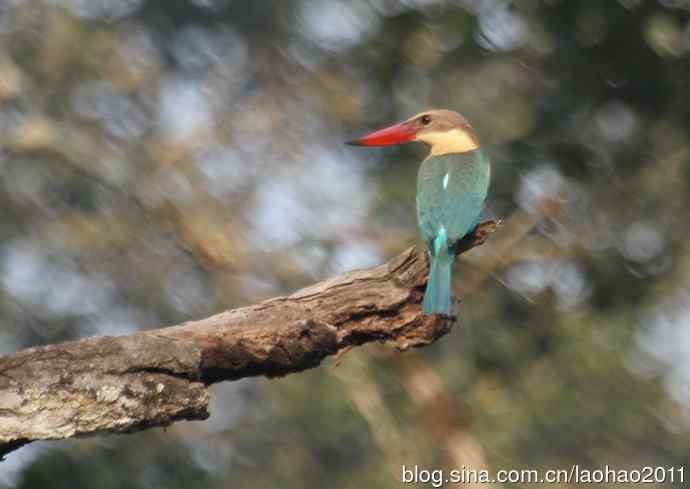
[454,218,502,256]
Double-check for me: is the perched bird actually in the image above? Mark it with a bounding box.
[348,110,490,315]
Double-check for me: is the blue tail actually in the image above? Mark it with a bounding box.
[422,228,454,316]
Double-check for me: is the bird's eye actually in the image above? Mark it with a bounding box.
[420,115,432,126]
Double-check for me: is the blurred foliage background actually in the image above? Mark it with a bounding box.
[1,0,690,487]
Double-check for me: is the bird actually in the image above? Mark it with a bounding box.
[347,110,490,316]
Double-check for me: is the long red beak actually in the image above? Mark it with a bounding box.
[346,120,417,146]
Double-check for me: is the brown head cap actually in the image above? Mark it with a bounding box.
[406,109,480,156]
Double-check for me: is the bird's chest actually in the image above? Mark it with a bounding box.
[416,151,490,241]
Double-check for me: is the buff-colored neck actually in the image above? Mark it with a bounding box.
[418,129,480,157]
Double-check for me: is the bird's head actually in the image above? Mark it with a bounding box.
[347,109,479,156]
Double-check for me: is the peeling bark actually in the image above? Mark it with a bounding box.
[0,219,500,460]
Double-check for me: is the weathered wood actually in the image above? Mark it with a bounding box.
[0,219,500,459]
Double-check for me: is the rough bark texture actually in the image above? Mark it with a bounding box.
[0,219,500,460]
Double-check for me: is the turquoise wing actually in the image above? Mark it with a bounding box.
[416,150,490,249]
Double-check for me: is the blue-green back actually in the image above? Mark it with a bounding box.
[416,149,490,248]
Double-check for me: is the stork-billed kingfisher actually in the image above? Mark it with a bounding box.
[348,110,490,316]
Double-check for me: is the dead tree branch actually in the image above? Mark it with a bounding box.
[0,219,500,459]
